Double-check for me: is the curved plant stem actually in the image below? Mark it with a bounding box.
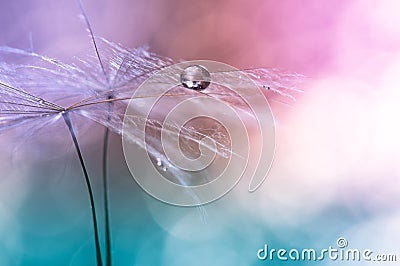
[103,120,112,266]
[63,112,103,266]
[76,2,114,264]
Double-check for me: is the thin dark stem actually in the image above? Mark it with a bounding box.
[76,2,113,265]
[63,112,103,266]
[102,113,112,266]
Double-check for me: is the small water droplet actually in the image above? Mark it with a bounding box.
[38,99,44,104]
[180,65,211,91]
[263,85,271,90]
[156,158,172,172]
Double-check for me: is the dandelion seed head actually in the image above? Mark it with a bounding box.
[0,29,304,193]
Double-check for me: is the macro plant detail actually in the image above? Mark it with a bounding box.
[122,60,291,206]
[0,1,304,265]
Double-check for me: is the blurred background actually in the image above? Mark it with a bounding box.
[0,0,400,265]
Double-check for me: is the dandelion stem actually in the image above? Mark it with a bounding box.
[102,95,113,266]
[75,2,113,264]
[62,111,103,266]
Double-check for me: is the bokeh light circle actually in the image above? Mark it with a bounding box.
[122,60,275,206]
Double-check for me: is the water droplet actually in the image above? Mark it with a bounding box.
[180,65,211,91]
[156,158,172,172]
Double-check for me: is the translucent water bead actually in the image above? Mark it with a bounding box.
[156,157,172,172]
[180,65,211,91]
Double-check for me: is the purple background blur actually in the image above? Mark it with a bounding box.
[0,0,357,75]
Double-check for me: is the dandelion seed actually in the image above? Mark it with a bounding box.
[0,2,305,265]
[0,49,303,264]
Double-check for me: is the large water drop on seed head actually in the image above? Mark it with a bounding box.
[180,65,211,91]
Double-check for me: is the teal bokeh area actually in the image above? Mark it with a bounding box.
[2,128,397,265]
